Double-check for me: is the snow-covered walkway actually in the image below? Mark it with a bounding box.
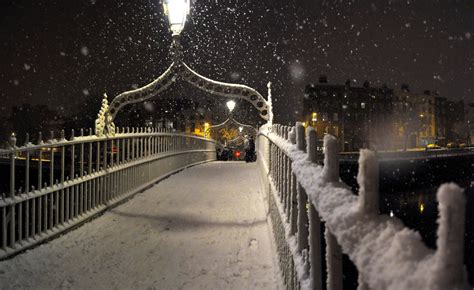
[0,162,281,290]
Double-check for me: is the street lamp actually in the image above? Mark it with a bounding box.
[162,0,190,36]
[226,100,236,113]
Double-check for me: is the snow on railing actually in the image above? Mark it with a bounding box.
[0,128,216,260]
[257,122,469,290]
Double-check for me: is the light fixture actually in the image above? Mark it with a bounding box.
[163,0,190,36]
[239,126,243,133]
[226,100,236,113]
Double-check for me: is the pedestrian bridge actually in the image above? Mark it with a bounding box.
[0,124,469,290]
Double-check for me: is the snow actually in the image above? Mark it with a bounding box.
[0,162,282,290]
[264,131,470,290]
[357,149,379,214]
[430,183,467,289]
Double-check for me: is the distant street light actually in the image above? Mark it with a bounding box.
[162,0,190,36]
[226,100,236,113]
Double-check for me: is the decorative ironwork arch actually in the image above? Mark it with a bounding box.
[205,115,257,136]
[96,40,274,137]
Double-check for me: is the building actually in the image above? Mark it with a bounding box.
[434,96,448,145]
[446,100,465,143]
[393,88,436,148]
[303,76,394,151]
[466,103,474,145]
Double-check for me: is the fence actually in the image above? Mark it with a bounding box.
[0,127,216,259]
[257,123,469,290]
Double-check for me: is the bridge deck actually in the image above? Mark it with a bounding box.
[0,162,281,289]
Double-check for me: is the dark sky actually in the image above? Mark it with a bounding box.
[1,0,473,124]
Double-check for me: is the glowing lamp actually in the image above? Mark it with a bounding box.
[163,0,190,36]
[226,100,236,113]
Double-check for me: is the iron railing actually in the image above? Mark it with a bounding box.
[257,123,469,290]
[0,127,216,259]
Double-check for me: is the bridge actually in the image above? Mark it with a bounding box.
[0,124,469,290]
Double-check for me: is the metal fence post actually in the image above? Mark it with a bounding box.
[307,127,322,290]
[323,134,343,290]
[430,183,467,289]
[325,227,343,290]
[296,122,309,258]
[357,149,379,215]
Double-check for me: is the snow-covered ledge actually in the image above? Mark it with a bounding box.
[258,123,469,290]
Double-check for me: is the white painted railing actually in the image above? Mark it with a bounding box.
[257,123,469,290]
[0,128,216,259]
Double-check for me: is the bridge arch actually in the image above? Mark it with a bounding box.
[96,50,273,137]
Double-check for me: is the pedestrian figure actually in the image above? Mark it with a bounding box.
[244,135,256,162]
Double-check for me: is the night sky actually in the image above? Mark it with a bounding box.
[1,0,473,125]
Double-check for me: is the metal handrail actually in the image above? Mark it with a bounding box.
[256,123,469,290]
[0,128,217,259]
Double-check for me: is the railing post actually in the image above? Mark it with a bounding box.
[8,133,17,248]
[296,122,305,152]
[323,134,343,290]
[296,122,309,272]
[289,126,298,236]
[430,183,467,289]
[307,127,322,290]
[357,149,379,214]
[323,134,339,183]
[9,133,17,198]
[325,227,343,290]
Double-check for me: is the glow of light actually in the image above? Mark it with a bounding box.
[226,100,236,112]
[389,210,394,218]
[163,0,190,36]
[239,126,243,132]
[419,203,425,213]
[312,112,317,121]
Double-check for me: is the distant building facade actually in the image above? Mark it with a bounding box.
[393,88,436,148]
[466,103,474,144]
[303,76,394,151]
[302,77,469,151]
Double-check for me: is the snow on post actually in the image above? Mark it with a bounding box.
[430,183,467,289]
[322,134,339,183]
[357,274,369,290]
[296,122,305,152]
[357,149,379,215]
[289,126,296,144]
[306,126,317,163]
